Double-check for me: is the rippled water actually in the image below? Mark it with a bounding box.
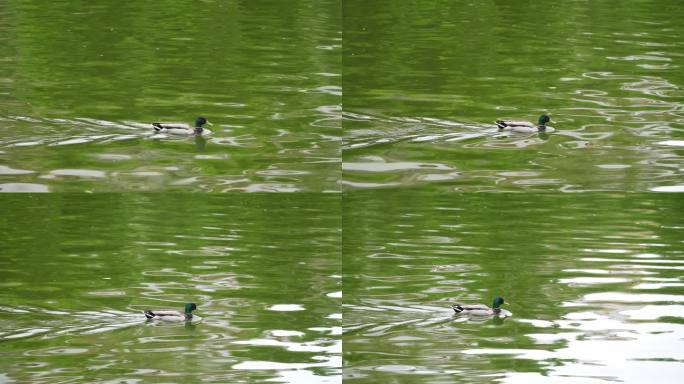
[343,192,684,383]
[0,0,341,192]
[343,0,684,192]
[2,1,684,383]
[0,194,341,383]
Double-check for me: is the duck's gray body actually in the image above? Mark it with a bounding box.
[144,309,192,321]
[145,303,197,321]
[495,115,554,133]
[451,296,508,317]
[152,117,212,136]
[451,303,501,316]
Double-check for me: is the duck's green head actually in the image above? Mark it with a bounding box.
[195,117,210,128]
[492,296,505,309]
[538,115,550,126]
[184,303,197,314]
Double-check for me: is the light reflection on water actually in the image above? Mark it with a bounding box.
[1,112,341,192]
[0,0,341,193]
[343,192,684,384]
[343,103,684,192]
[343,1,684,193]
[0,194,341,383]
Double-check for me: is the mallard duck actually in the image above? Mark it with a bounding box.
[495,115,553,133]
[152,117,212,135]
[451,296,508,317]
[144,303,197,321]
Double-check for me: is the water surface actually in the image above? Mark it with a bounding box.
[343,192,684,383]
[343,0,684,192]
[0,0,341,192]
[0,194,341,383]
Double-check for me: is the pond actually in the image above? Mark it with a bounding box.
[343,192,684,383]
[343,0,684,192]
[0,0,341,192]
[2,0,683,383]
[0,194,341,383]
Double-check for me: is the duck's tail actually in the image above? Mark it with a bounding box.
[144,310,155,319]
[451,304,464,313]
[152,123,163,132]
[495,120,507,129]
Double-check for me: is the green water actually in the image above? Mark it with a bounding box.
[0,194,341,383]
[343,0,684,192]
[343,192,684,383]
[2,0,684,383]
[0,0,341,192]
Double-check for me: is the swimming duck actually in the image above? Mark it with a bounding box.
[152,117,212,135]
[145,303,197,321]
[495,115,553,133]
[451,296,508,317]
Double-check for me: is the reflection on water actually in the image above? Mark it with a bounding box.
[1,115,340,192]
[343,0,684,192]
[343,192,684,383]
[0,194,341,383]
[0,1,341,192]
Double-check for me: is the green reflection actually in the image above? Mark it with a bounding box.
[0,0,341,192]
[343,191,684,383]
[0,193,341,383]
[343,0,684,192]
